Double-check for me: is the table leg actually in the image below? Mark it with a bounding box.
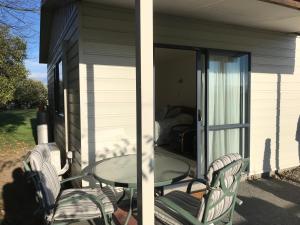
[117,188,126,204]
[124,188,135,225]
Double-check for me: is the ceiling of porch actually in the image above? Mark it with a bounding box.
[89,0,300,33]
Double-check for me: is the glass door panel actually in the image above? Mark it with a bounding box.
[208,55,241,125]
[208,128,241,161]
[207,51,249,165]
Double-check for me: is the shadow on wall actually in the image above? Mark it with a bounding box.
[1,168,42,225]
[263,138,271,176]
[81,136,154,183]
[296,115,300,162]
[275,74,281,171]
[262,73,283,175]
[86,64,96,186]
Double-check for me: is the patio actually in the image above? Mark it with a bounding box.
[31,0,300,224]
[67,178,300,225]
[1,155,300,225]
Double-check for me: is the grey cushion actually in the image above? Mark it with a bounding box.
[155,191,201,225]
[53,186,117,221]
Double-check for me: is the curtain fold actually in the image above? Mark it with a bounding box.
[208,55,243,162]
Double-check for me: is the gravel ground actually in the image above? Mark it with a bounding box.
[279,166,300,184]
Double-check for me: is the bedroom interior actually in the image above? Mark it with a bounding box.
[154,47,198,176]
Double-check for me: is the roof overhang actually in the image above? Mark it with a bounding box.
[86,0,300,33]
[39,0,76,63]
[260,0,300,10]
[40,0,300,63]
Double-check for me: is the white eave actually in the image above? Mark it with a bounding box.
[87,0,300,33]
[40,0,300,63]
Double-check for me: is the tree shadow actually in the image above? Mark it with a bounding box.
[0,111,26,133]
[30,118,38,144]
[235,195,300,225]
[246,178,300,206]
[1,168,42,225]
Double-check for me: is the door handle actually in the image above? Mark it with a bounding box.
[198,109,202,122]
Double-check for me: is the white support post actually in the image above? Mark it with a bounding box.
[135,0,154,224]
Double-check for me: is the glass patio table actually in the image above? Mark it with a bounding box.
[89,152,190,225]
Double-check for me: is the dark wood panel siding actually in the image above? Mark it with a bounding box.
[46,2,81,178]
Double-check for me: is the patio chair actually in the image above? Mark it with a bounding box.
[23,145,117,225]
[155,153,249,225]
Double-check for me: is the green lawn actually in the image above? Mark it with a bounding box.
[0,109,37,151]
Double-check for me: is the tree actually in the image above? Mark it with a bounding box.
[0,25,28,107]
[0,76,14,108]
[0,26,27,78]
[0,0,39,38]
[14,79,47,108]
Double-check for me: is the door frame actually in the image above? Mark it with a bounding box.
[154,43,251,177]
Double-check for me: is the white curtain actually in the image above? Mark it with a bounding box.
[208,55,241,163]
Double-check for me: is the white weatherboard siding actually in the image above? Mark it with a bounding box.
[79,2,300,175]
[79,3,136,170]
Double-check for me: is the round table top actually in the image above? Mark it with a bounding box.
[90,152,190,188]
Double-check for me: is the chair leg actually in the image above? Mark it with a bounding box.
[226,207,235,225]
[108,214,116,225]
[102,213,109,225]
[103,213,116,225]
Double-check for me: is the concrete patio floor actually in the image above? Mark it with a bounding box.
[233,178,300,225]
[72,178,300,225]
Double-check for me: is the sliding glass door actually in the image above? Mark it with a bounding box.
[197,50,250,175]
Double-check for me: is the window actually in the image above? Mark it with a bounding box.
[54,60,64,115]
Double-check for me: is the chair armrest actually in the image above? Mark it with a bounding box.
[187,178,208,194]
[57,162,70,176]
[156,198,203,225]
[57,151,73,176]
[60,173,90,185]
